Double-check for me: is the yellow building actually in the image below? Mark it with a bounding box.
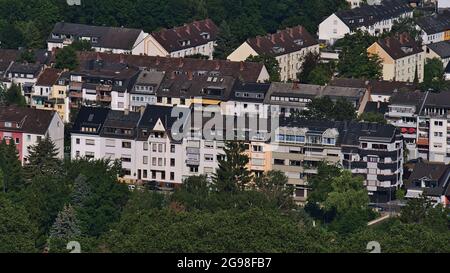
[367,33,424,83]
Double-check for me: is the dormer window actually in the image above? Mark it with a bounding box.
[272,46,285,54]
[178,39,191,47]
[200,32,210,40]
[91,37,98,43]
[400,46,413,54]
[4,122,12,128]
[294,39,304,46]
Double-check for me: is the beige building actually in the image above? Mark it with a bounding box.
[367,33,425,83]
[227,26,319,82]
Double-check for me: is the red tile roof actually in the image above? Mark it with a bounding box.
[0,105,55,135]
[36,68,63,86]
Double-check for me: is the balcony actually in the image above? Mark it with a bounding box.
[97,95,112,102]
[69,91,82,98]
[96,84,113,92]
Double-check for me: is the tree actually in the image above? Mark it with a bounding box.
[213,141,252,193]
[358,112,386,124]
[0,194,38,253]
[246,54,281,82]
[400,196,449,233]
[420,58,449,92]
[323,171,369,215]
[70,40,93,52]
[307,63,334,85]
[253,170,294,209]
[384,18,421,42]
[0,139,25,193]
[48,204,81,252]
[25,135,61,177]
[4,83,26,106]
[18,49,36,63]
[297,51,320,83]
[336,31,382,79]
[55,46,79,70]
[293,96,356,121]
[213,20,236,60]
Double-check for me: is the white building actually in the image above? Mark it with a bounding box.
[47,22,150,55]
[318,0,413,45]
[416,12,450,45]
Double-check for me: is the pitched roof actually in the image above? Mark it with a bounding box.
[406,161,450,196]
[247,26,318,57]
[8,63,43,76]
[329,78,368,89]
[375,33,423,60]
[389,90,425,107]
[0,105,55,135]
[36,68,63,86]
[336,0,413,30]
[416,11,450,35]
[100,110,141,139]
[72,106,110,135]
[427,40,450,59]
[48,22,143,50]
[77,51,266,82]
[151,19,218,53]
[0,49,19,73]
[230,82,271,102]
[369,80,417,95]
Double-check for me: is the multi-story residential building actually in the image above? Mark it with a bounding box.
[0,105,64,164]
[425,40,450,68]
[221,82,271,117]
[367,33,425,83]
[227,26,319,82]
[47,22,150,55]
[69,56,140,111]
[77,51,270,83]
[263,82,369,117]
[71,105,403,203]
[387,91,450,163]
[405,161,450,207]
[318,0,413,45]
[0,49,19,84]
[129,70,165,111]
[7,63,44,101]
[416,12,450,44]
[274,119,403,203]
[146,19,218,60]
[346,0,382,8]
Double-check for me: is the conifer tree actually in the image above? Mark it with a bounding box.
[26,135,61,177]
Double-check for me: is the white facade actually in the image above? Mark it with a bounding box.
[318,13,351,44]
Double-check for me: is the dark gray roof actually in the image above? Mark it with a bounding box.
[389,90,425,107]
[336,0,412,30]
[8,63,43,76]
[72,106,110,135]
[100,110,141,139]
[230,82,271,102]
[406,162,450,197]
[416,11,450,35]
[364,101,389,114]
[369,80,417,95]
[49,22,143,51]
[426,40,450,59]
[131,70,165,94]
[0,105,55,135]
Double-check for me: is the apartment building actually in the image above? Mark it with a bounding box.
[221,82,271,118]
[405,161,450,207]
[318,0,413,45]
[263,82,369,117]
[367,33,425,83]
[69,56,140,111]
[47,22,149,55]
[71,104,403,203]
[129,70,164,111]
[275,119,403,203]
[146,19,218,60]
[416,12,450,44]
[7,63,44,102]
[227,26,319,81]
[76,51,270,83]
[386,91,450,163]
[425,40,450,68]
[0,105,64,164]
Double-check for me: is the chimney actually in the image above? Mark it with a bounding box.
[186,25,191,35]
[178,58,184,68]
[170,71,176,79]
[140,105,146,116]
[161,31,166,40]
[215,60,220,70]
[271,34,276,44]
[386,38,391,48]
[292,82,299,89]
[400,33,408,44]
[289,28,294,37]
[188,71,193,80]
[155,56,160,65]
[119,54,125,64]
[298,26,303,35]
[96,52,101,61]
[240,61,244,71]
[256,37,261,47]
[280,32,285,42]
[205,19,211,29]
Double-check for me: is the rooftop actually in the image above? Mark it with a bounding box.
[151,19,218,53]
[36,68,63,86]
[375,33,423,60]
[426,40,450,59]
[416,11,450,35]
[247,25,318,57]
[0,105,56,135]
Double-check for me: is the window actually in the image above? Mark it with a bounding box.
[274,159,285,165]
[121,156,131,162]
[152,171,156,179]
[158,144,164,153]
[15,138,20,144]
[170,144,176,153]
[85,139,95,146]
[122,141,131,148]
[290,160,301,167]
[252,145,263,152]
[76,138,80,144]
[152,144,157,152]
[143,170,148,179]
[170,172,175,181]
[158,158,163,166]
[152,157,157,166]
[170,158,176,167]
[204,141,214,148]
[27,135,31,141]
[105,139,115,147]
[204,154,214,162]
[190,166,199,173]
[143,156,148,164]
[85,152,95,159]
[143,142,148,151]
